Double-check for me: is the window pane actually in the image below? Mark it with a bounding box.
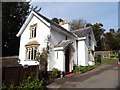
[28,50,30,59]
[34,49,37,60]
[32,30,34,38]
[31,48,33,60]
[34,27,36,37]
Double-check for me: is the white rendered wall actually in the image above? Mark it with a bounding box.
[78,40,87,66]
[54,51,64,71]
[48,29,66,71]
[48,29,76,71]
[19,15,50,66]
[85,38,89,66]
[60,23,71,31]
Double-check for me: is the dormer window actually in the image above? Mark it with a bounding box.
[30,23,37,38]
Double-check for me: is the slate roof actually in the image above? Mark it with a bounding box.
[34,10,76,37]
[54,40,72,48]
[71,27,92,38]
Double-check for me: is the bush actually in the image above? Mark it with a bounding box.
[50,68,60,79]
[2,75,43,90]
[73,66,89,73]
[97,55,102,63]
[18,75,43,89]
[73,65,81,73]
[73,62,101,74]
[80,66,88,73]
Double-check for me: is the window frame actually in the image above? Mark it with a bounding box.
[30,23,37,39]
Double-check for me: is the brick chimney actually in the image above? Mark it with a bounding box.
[59,20,71,31]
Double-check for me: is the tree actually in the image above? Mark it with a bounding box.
[2,2,30,56]
[70,19,87,30]
[91,23,105,51]
[103,28,120,51]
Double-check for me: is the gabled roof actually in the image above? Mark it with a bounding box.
[54,40,72,48]
[72,26,96,45]
[71,27,92,38]
[16,10,77,38]
[54,40,75,51]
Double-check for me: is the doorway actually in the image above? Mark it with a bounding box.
[65,48,70,72]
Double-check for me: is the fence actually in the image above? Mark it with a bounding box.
[2,56,39,86]
[2,65,39,86]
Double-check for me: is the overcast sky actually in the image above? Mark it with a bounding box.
[30,1,118,32]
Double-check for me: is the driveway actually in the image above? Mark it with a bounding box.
[47,60,119,89]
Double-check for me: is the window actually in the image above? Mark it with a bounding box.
[25,40,40,60]
[65,36,67,40]
[56,51,59,59]
[26,47,38,60]
[30,23,37,38]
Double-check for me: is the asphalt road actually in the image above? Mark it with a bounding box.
[47,60,119,89]
[61,66,118,88]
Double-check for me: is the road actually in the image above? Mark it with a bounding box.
[47,60,119,89]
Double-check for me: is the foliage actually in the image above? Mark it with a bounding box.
[102,56,116,64]
[2,2,30,56]
[70,19,88,30]
[2,75,43,90]
[73,65,81,73]
[73,63,101,74]
[50,68,60,79]
[91,23,105,51]
[96,55,102,63]
[35,47,49,69]
[18,75,43,89]
[69,18,120,51]
[103,29,120,50]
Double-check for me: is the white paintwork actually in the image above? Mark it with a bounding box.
[60,23,71,31]
[48,28,76,71]
[18,14,50,66]
[78,40,87,66]
[17,11,96,72]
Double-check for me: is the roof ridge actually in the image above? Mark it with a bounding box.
[71,26,92,32]
[34,11,77,37]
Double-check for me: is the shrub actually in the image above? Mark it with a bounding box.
[73,66,88,73]
[50,68,60,79]
[73,65,81,73]
[73,62,101,74]
[18,75,43,89]
[97,55,102,63]
[80,66,89,73]
[2,75,43,90]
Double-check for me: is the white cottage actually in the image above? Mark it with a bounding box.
[16,10,96,73]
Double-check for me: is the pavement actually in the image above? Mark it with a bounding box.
[46,60,119,89]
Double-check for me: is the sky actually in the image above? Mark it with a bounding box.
[30,1,118,32]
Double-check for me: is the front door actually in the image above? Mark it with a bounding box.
[65,49,70,72]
